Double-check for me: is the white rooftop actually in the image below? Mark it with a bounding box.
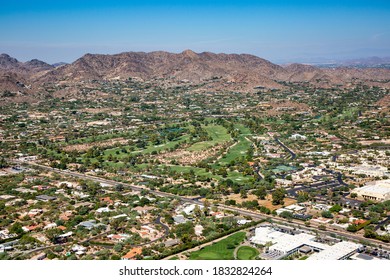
[364,179,390,189]
[250,227,285,244]
[112,214,127,219]
[354,180,390,200]
[356,185,390,195]
[251,226,361,260]
[269,232,328,254]
[275,208,293,215]
[176,203,204,215]
[285,204,305,211]
[237,219,252,225]
[308,241,361,260]
[96,207,111,213]
[58,231,73,238]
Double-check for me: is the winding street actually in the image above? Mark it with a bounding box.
[274,137,297,160]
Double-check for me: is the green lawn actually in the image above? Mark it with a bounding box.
[218,137,251,165]
[236,246,259,260]
[102,134,190,158]
[187,125,231,151]
[217,124,252,165]
[226,171,252,182]
[101,124,229,159]
[135,134,191,154]
[166,165,221,179]
[189,232,246,260]
[66,132,131,145]
[234,124,252,135]
[164,165,252,183]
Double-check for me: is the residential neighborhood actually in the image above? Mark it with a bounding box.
[0,77,389,261]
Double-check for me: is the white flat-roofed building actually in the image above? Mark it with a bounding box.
[347,164,390,178]
[0,195,16,200]
[284,204,305,212]
[313,203,331,211]
[339,208,351,214]
[290,134,307,141]
[267,232,327,256]
[251,226,361,260]
[43,223,57,230]
[250,227,285,245]
[176,203,204,215]
[275,179,293,187]
[237,219,252,225]
[58,231,73,238]
[308,241,361,260]
[275,208,293,216]
[141,174,159,179]
[353,179,390,202]
[111,214,127,219]
[96,207,111,213]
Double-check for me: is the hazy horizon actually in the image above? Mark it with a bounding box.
[1,0,390,64]
[2,49,390,66]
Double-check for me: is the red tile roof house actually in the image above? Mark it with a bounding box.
[22,224,41,232]
[100,197,114,204]
[59,211,73,221]
[57,225,66,231]
[107,234,130,242]
[352,219,367,225]
[122,247,142,260]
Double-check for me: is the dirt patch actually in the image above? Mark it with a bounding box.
[63,137,129,152]
[155,143,226,165]
[226,193,297,211]
[359,139,390,145]
[258,100,311,116]
[376,95,390,109]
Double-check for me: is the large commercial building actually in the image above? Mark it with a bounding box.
[353,179,390,202]
[250,226,361,260]
[347,164,390,178]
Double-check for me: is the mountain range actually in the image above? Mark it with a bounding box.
[1,50,390,97]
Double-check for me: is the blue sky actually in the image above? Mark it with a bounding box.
[0,0,389,63]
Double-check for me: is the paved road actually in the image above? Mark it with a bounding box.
[274,138,296,160]
[16,160,390,251]
[286,168,363,208]
[134,216,170,248]
[155,216,169,236]
[323,169,348,186]
[252,164,265,180]
[375,216,390,231]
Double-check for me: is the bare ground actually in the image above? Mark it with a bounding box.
[63,137,129,152]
